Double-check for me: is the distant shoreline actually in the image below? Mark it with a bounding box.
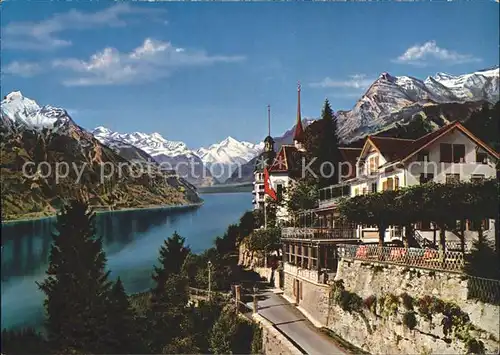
[197,183,252,194]
[1,202,204,225]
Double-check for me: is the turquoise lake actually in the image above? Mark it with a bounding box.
[1,192,252,330]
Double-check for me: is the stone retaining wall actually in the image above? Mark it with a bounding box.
[281,259,500,354]
[283,267,330,326]
[252,313,302,355]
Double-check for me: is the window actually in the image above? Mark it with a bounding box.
[386,178,394,191]
[445,173,460,184]
[453,144,465,163]
[362,187,367,195]
[369,156,379,173]
[440,144,452,163]
[394,176,400,190]
[417,150,430,162]
[371,182,377,193]
[276,184,283,201]
[471,174,485,183]
[382,180,387,191]
[354,188,359,196]
[419,173,434,184]
[476,151,488,164]
[441,143,465,163]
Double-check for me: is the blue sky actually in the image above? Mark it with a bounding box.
[1,1,498,148]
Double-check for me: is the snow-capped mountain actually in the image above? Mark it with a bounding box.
[93,126,196,158]
[0,92,200,220]
[1,91,75,133]
[195,137,264,182]
[92,127,219,186]
[337,67,499,142]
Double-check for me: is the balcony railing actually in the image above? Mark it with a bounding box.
[338,244,465,272]
[282,227,358,240]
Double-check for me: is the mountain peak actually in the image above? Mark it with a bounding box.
[378,72,396,82]
[150,132,166,141]
[93,126,112,135]
[4,91,24,101]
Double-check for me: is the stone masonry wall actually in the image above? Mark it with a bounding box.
[252,313,302,355]
[336,259,499,335]
[283,268,330,326]
[281,259,499,354]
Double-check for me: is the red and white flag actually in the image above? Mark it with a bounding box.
[264,167,277,201]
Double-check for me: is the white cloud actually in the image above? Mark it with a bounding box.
[2,61,42,77]
[309,74,374,89]
[393,41,481,66]
[2,4,166,51]
[53,38,246,86]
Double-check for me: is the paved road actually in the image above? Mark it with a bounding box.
[246,290,345,355]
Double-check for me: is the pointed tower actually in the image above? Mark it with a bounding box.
[293,82,305,151]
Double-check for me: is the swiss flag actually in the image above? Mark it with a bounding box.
[264,167,277,201]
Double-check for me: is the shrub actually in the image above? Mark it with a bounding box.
[331,280,363,313]
[402,311,418,330]
[400,292,414,310]
[363,295,377,314]
[465,338,485,354]
[382,294,399,316]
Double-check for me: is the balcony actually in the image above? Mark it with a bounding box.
[318,184,351,208]
[282,227,358,241]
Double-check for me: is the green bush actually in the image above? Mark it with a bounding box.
[400,292,414,310]
[465,338,485,354]
[402,311,418,330]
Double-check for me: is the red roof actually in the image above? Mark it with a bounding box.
[339,147,362,179]
[268,145,304,176]
[368,136,414,161]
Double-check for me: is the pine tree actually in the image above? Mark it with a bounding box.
[37,199,113,353]
[304,99,342,187]
[151,231,191,293]
[107,277,145,353]
[147,232,191,352]
[147,273,190,353]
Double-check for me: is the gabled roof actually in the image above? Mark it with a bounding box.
[339,147,362,180]
[339,147,362,164]
[359,136,414,162]
[268,145,304,175]
[399,121,500,162]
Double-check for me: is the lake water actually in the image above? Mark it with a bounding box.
[1,192,252,331]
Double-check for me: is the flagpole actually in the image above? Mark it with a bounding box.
[264,197,267,229]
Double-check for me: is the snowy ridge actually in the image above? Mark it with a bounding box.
[195,136,264,165]
[337,67,499,142]
[1,91,74,131]
[92,127,196,158]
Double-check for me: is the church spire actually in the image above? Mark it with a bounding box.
[293,81,305,144]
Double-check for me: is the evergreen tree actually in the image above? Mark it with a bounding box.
[304,99,342,187]
[37,199,113,353]
[147,273,190,353]
[1,328,48,354]
[107,277,145,353]
[147,232,191,352]
[209,306,254,354]
[151,231,190,293]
